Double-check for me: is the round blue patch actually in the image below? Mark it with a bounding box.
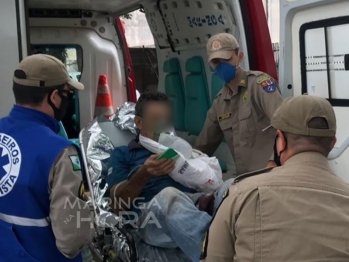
[263,83,276,93]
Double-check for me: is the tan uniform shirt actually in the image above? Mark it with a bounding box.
[49,145,93,258]
[201,152,349,262]
[195,69,283,175]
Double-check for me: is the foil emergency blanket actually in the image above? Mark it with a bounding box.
[83,103,190,262]
[109,102,137,135]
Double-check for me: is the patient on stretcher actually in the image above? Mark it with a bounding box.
[107,92,229,262]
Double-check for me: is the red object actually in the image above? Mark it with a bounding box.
[94,75,114,118]
[115,18,137,103]
[242,0,278,81]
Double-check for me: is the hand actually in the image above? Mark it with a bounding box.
[266,160,277,168]
[142,154,175,176]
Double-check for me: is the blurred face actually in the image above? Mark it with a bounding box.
[135,101,172,140]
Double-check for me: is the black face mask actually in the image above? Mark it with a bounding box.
[273,134,287,167]
[48,90,71,121]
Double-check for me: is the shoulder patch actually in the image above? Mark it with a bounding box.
[200,187,230,260]
[69,155,81,171]
[259,77,277,93]
[233,167,274,184]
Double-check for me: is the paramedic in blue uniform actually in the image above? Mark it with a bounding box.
[0,54,93,261]
[195,33,284,175]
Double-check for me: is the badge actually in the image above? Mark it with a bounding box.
[0,133,21,197]
[239,79,246,85]
[243,91,248,103]
[222,188,229,199]
[260,79,277,93]
[218,113,231,121]
[78,181,85,200]
[69,155,81,171]
[211,40,221,50]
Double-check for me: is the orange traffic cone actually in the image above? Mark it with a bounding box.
[94,75,114,119]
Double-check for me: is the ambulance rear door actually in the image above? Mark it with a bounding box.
[0,0,29,117]
[280,0,349,183]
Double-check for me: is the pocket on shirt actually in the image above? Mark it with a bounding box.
[238,107,252,139]
[219,118,233,134]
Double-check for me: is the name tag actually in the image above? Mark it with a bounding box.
[218,113,231,121]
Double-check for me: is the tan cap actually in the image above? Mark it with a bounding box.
[13,54,84,90]
[206,33,239,62]
[271,95,336,137]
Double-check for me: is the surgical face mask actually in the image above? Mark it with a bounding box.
[48,89,71,121]
[215,62,238,83]
[273,134,287,167]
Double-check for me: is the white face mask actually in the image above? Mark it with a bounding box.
[139,133,192,159]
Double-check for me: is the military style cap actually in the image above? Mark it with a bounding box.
[13,54,84,90]
[271,95,336,137]
[206,33,239,62]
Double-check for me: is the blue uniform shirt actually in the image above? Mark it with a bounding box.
[107,138,196,212]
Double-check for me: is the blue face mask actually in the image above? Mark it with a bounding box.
[215,62,238,83]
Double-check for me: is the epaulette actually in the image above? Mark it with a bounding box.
[247,70,264,77]
[233,167,274,184]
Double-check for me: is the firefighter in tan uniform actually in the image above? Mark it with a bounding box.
[195,33,283,175]
[201,95,349,262]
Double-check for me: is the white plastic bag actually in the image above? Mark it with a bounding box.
[139,135,223,193]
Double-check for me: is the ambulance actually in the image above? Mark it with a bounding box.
[0,0,348,181]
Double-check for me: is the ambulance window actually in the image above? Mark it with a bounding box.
[121,11,155,48]
[30,45,83,138]
[121,10,158,93]
[300,16,349,106]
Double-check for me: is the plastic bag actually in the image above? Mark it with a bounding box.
[139,135,223,193]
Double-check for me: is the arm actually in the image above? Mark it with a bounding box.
[201,186,240,262]
[108,152,175,214]
[254,75,283,167]
[109,165,152,213]
[49,146,93,259]
[195,103,224,156]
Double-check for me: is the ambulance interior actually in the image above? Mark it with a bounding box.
[2,0,347,184]
[14,0,277,182]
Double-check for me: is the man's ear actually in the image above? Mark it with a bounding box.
[134,116,142,130]
[49,89,60,106]
[331,137,337,149]
[238,51,244,64]
[277,130,287,152]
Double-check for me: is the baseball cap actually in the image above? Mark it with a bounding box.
[206,33,240,63]
[271,95,336,137]
[13,54,84,90]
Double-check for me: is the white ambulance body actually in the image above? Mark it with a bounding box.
[0,0,348,183]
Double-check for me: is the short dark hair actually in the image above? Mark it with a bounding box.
[13,82,65,106]
[135,91,169,117]
[285,117,334,154]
